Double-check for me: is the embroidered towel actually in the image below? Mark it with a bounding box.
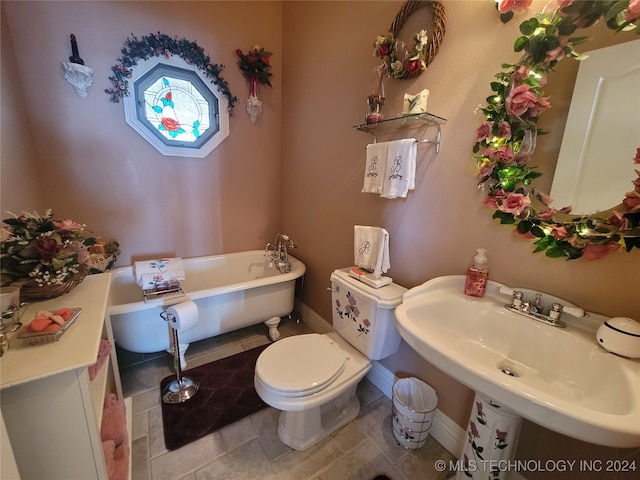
[381,138,417,199]
[362,141,389,194]
[134,257,185,288]
[354,225,390,278]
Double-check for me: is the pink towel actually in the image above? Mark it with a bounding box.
[101,399,127,446]
[101,440,115,478]
[112,442,130,480]
[89,340,112,380]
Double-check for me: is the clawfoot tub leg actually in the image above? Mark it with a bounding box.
[265,316,281,341]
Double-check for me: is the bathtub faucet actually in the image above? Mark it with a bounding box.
[266,233,296,273]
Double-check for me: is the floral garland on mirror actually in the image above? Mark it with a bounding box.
[474,0,640,260]
[105,32,237,113]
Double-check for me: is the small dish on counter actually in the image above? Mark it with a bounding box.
[18,308,82,345]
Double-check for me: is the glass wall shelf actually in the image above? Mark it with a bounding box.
[353,112,447,152]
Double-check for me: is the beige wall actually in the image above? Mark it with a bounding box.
[2,0,638,476]
[1,0,283,260]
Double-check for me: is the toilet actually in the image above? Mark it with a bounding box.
[254,268,407,451]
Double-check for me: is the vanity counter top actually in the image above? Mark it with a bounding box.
[0,273,111,389]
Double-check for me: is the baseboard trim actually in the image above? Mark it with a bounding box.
[367,360,466,457]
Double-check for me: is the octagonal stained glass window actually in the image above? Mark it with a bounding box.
[123,56,229,158]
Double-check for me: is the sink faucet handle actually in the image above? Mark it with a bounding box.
[561,305,589,318]
[496,285,515,296]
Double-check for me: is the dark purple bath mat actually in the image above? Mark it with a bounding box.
[160,344,269,451]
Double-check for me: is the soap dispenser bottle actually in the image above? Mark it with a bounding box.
[465,248,488,297]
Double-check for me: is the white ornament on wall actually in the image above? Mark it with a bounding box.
[61,34,93,99]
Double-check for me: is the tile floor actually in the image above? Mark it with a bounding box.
[118,318,456,480]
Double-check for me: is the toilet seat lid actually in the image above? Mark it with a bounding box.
[256,334,347,394]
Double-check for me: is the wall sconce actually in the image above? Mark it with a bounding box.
[61,34,93,99]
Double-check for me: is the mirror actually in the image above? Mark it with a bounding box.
[473,1,640,260]
[550,39,640,215]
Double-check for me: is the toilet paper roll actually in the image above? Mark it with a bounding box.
[166,300,199,332]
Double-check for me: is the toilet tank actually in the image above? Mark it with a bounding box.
[330,268,407,360]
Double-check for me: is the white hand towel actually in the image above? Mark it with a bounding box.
[354,225,390,278]
[362,142,389,194]
[134,257,185,288]
[381,138,417,199]
[139,272,171,290]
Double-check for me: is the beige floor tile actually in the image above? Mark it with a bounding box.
[150,432,226,480]
[132,411,149,441]
[194,437,278,480]
[392,436,457,480]
[314,439,403,480]
[131,436,150,480]
[271,436,344,480]
[251,407,293,461]
[219,416,258,451]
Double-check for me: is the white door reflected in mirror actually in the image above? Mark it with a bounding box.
[550,39,640,215]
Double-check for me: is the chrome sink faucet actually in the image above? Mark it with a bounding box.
[497,285,588,328]
[265,233,296,273]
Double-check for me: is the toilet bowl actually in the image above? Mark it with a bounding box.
[254,268,407,451]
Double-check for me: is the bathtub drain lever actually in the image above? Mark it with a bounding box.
[160,310,199,404]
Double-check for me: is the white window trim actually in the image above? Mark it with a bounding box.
[123,56,229,158]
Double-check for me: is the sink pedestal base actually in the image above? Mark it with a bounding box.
[455,393,522,480]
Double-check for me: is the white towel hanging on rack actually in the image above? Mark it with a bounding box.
[362,141,389,193]
[380,138,417,199]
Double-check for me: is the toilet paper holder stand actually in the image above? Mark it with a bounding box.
[160,310,200,404]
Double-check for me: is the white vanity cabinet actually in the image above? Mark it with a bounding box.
[0,273,130,480]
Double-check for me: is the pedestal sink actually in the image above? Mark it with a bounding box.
[394,275,640,470]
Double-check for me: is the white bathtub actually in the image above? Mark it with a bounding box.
[108,250,305,359]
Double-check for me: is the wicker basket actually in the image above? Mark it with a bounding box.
[15,269,88,302]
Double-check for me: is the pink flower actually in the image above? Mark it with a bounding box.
[475,121,494,142]
[626,0,640,21]
[514,65,529,81]
[622,190,640,213]
[53,219,83,232]
[498,192,531,216]
[483,189,506,209]
[506,84,538,117]
[64,241,91,265]
[582,242,621,260]
[495,145,515,163]
[530,95,551,117]
[498,0,532,14]
[550,225,568,239]
[608,211,627,230]
[405,59,424,74]
[497,121,512,140]
[537,191,554,206]
[545,37,568,64]
[32,238,61,264]
[479,161,495,178]
[538,208,556,220]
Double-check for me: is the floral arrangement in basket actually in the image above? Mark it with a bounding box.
[474,0,640,260]
[1,210,120,298]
